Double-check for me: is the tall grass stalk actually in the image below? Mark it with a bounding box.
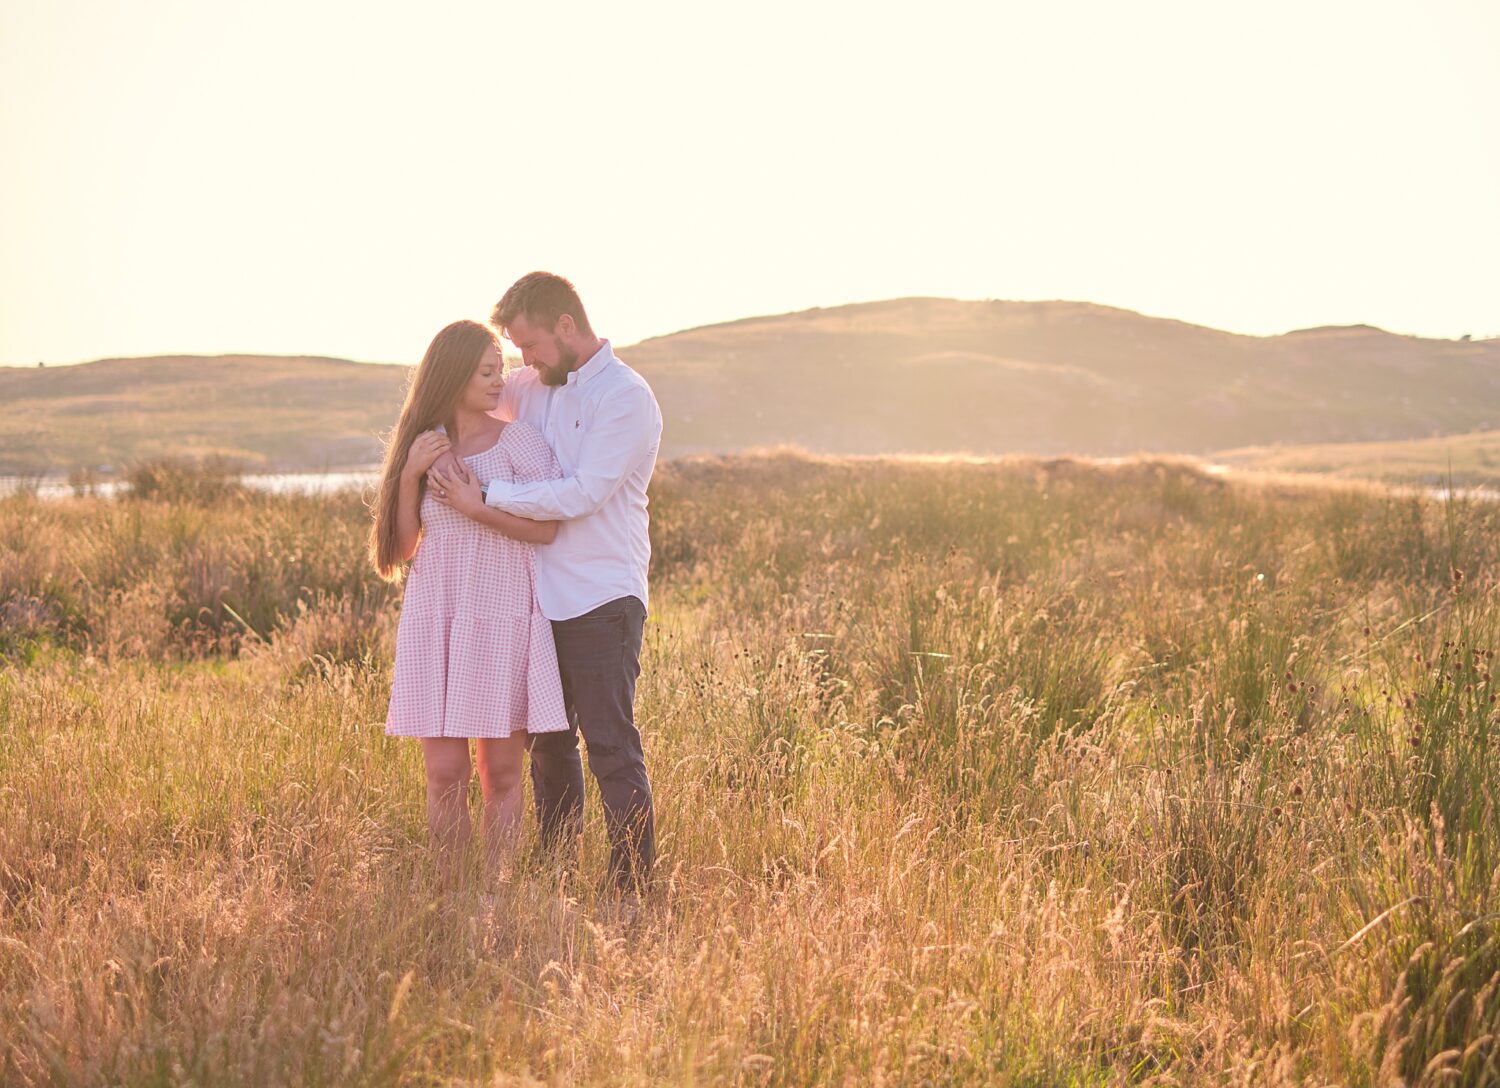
[1,453,1497,1084]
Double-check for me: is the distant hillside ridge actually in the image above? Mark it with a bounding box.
[0,355,409,473]
[623,297,1500,458]
[3,299,1499,473]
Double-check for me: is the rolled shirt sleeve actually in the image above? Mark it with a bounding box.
[484,383,659,521]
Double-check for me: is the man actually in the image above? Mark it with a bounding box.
[433,271,661,890]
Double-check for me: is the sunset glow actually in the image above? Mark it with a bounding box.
[2,0,1497,367]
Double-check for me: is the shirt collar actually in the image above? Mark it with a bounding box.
[567,339,615,386]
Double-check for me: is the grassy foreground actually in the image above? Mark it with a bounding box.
[2,454,1498,1085]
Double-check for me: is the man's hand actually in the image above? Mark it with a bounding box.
[429,460,484,518]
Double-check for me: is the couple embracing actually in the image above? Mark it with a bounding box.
[370,272,660,893]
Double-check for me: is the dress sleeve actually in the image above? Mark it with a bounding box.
[508,424,563,486]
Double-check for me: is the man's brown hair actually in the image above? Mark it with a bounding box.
[491,272,593,337]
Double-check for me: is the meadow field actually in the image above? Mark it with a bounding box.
[2,453,1498,1085]
[1216,431,1500,493]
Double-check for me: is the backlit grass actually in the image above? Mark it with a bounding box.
[1,453,1498,1085]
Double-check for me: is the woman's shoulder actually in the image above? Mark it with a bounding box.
[501,420,551,451]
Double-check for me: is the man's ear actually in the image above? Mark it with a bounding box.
[555,313,576,340]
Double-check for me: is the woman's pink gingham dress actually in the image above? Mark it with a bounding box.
[385,422,570,739]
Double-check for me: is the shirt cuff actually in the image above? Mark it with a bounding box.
[483,480,514,508]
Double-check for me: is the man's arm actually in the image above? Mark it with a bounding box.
[482,385,659,521]
[428,461,557,544]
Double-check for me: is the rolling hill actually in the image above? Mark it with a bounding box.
[0,355,409,474]
[2,299,1498,475]
[626,298,1500,457]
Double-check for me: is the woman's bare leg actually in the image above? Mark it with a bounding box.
[419,738,472,862]
[475,733,528,872]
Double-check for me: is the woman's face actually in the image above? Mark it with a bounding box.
[459,344,504,413]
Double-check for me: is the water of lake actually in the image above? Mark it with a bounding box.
[0,469,381,500]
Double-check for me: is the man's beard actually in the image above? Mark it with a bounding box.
[537,339,580,387]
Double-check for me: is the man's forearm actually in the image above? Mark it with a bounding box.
[484,477,606,521]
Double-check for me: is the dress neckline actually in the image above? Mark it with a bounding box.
[457,423,510,461]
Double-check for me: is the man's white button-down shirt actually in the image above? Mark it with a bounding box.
[484,339,662,622]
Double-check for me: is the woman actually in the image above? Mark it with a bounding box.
[371,319,567,871]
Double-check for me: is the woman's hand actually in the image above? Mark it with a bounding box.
[429,460,484,518]
[403,431,451,480]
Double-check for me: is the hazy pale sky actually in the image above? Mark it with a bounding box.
[1,0,1497,367]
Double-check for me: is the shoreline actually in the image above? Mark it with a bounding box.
[5,453,1500,506]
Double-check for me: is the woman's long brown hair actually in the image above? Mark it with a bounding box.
[370,319,499,580]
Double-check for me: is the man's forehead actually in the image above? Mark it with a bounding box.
[505,315,543,342]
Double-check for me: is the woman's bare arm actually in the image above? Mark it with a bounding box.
[394,430,452,562]
[463,505,558,544]
[427,460,558,544]
[394,467,424,562]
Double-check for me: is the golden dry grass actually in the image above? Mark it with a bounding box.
[1216,431,1500,491]
[1,453,1498,1085]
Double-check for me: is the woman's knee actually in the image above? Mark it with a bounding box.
[477,738,525,794]
[422,741,471,794]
